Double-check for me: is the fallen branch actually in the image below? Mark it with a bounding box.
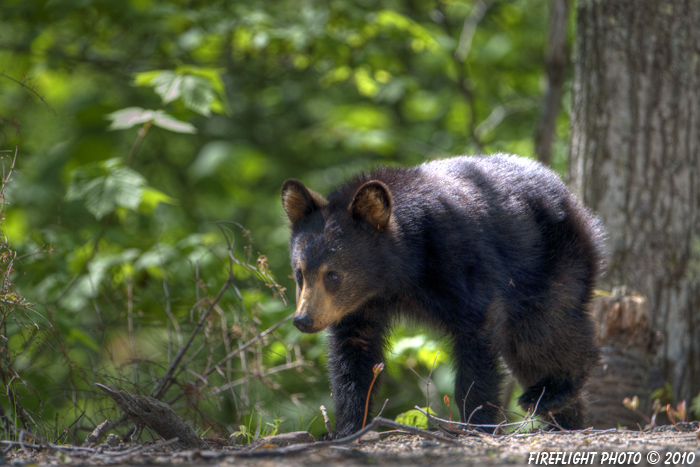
[331,417,460,446]
[96,383,204,449]
[232,416,461,459]
[83,420,111,446]
[89,437,181,462]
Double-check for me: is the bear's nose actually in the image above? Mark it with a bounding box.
[293,315,314,333]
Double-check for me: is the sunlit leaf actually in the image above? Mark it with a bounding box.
[373,10,440,52]
[691,394,700,419]
[66,159,147,219]
[149,70,184,104]
[67,328,101,352]
[106,107,196,134]
[151,111,197,133]
[133,67,227,115]
[133,244,177,273]
[139,187,178,214]
[210,98,226,114]
[133,70,162,87]
[106,107,155,130]
[391,334,448,368]
[403,91,444,122]
[180,75,216,116]
[354,67,379,98]
[394,407,436,429]
[190,141,233,181]
[89,249,140,287]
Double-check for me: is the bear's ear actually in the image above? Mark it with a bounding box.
[349,180,393,231]
[281,179,328,224]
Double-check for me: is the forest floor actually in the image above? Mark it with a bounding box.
[3,422,699,467]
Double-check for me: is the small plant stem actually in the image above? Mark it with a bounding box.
[362,363,385,430]
[444,395,453,429]
[126,121,152,167]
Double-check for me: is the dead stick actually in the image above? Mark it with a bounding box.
[83,420,110,446]
[329,417,460,446]
[235,416,460,459]
[150,279,232,399]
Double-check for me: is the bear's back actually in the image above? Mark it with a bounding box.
[418,155,571,217]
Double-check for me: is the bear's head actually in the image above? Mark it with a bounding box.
[281,178,395,333]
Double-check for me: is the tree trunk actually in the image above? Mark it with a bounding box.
[535,0,569,166]
[586,288,660,428]
[569,0,700,406]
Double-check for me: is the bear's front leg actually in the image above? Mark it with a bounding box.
[453,332,503,429]
[323,313,388,439]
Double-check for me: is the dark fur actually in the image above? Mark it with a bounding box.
[282,155,603,437]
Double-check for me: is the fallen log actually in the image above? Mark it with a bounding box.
[96,383,205,449]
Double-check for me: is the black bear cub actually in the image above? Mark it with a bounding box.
[281,155,603,438]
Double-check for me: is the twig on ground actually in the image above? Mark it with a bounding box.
[89,437,180,462]
[409,352,441,428]
[504,408,537,438]
[321,405,333,433]
[461,380,475,429]
[53,411,85,444]
[375,398,390,418]
[330,417,460,446]
[413,406,526,433]
[235,416,461,459]
[466,405,483,426]
[509,386,547,436]
[547,411,569,432]
[83,420,111,446]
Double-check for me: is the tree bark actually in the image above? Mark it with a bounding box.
[569,0,700,405]
[586,288,660,428]
[535,0,569,166]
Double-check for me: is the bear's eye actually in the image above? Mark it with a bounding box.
[325,271,340,284]
[294,269,303,285]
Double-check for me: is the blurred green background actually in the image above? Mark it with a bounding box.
[0,0,569,440]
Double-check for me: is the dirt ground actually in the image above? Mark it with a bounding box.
[3,423,699,467]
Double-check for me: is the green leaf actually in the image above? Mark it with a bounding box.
[394,407,436,429]
[175,65,225,95]
[691,393,700,419]
[88,248,140,287]
[132,67,226,115]
[106,107,196,134]
[373,10,440,52]
[180,75,216,116]
[106,107,155,130]
[139,187,178,214]
[190,141,233,181]
[66,328,100,353]
[66,159,147,220]
[151,111,197,133]
[133,70,162,87]
[149,70,184,104]
[133,244,177,272]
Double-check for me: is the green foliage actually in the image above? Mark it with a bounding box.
[394,407,436,429]
[134,68,227,116]
[0,0,561,441]
[106,108,197,133]
[231,413,282,445]
[67,158,147,219]
[691,393,700,420]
